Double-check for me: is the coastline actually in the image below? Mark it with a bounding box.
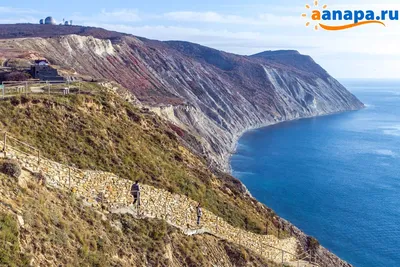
[226,107,365,173]
[225,107,365,267]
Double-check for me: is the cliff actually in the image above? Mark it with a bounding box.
[0,24,364,171]
[0,24,362,266]
[0,89,350,267]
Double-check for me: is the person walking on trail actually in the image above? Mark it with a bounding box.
[131,181,140,206]
[196,203,202,225]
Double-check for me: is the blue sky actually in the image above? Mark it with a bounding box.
[2,0,400,79]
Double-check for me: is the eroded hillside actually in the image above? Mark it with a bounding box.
[0,24,360,266]
[0,84,275,235]
[0,83,351,267]
[0,24,364,170]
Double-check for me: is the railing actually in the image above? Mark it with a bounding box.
[313,252,350,267]
[1,132,41,170]
[0,80,100,99]
[0,132,329,267]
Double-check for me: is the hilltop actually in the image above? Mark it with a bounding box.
[0,24,127,41]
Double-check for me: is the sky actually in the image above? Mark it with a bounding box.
[1,0,400,79]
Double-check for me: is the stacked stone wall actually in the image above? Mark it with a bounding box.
[1,138,318,266]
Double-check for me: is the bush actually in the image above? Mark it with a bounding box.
[0,160,22,179]
[4,71,31,81]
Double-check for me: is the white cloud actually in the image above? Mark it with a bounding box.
[71,9,141,23]
[4,4,400,78]
[99,9,141,22]
[0,17,37,24]
[85,23,266,42]
[163,11,300,27]
[0,6,41,14]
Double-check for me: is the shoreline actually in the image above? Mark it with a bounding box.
[224,106,365,267]
[226,107,365,174]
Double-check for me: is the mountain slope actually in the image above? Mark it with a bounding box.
[0,87,351,267]
[0,25,364,170]
[0,172,273,267]
[0,23,362,266]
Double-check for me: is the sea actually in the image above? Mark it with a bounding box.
[230,79,400,267]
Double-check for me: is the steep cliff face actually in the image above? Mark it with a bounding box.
[0,25,363,266]
[0,26,364,171]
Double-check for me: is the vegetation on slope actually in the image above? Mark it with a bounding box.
[0,171,275,266]
[0,83,287,237]
[0,212,30,266]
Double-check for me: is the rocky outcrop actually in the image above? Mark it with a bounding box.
[0,27,364,171]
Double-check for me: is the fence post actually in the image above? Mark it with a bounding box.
[281,251,284,267]
[101,188,105,209]
[37,150,40,168]
[68,167,71,189]
[164,195,168,220]
[136,190,140,217]
[185,209,188,228]
[3,132,6,157]
[2,82,4,99]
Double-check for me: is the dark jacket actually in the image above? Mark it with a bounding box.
[131,183,140,196]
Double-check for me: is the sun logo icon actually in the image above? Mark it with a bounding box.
[302,1,328,30]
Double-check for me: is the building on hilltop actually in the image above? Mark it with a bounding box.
[30,60,64,81]
[44,16,56,25]
[39,16,73,26]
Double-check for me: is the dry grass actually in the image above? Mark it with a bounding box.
[0,172,275,266]
[0,84,287,237]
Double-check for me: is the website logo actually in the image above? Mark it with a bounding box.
[302,1,398,30]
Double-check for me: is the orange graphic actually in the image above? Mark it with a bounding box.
[319,20,386,30]
[302,1,328,30]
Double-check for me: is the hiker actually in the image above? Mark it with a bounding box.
[196,203,202,225]
[131,181,140,206]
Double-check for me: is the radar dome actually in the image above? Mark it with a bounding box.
[44,16,56,25]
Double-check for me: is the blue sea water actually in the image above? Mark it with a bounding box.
[230,80,400,267]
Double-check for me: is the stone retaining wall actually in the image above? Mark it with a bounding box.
[1,139,318,266]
